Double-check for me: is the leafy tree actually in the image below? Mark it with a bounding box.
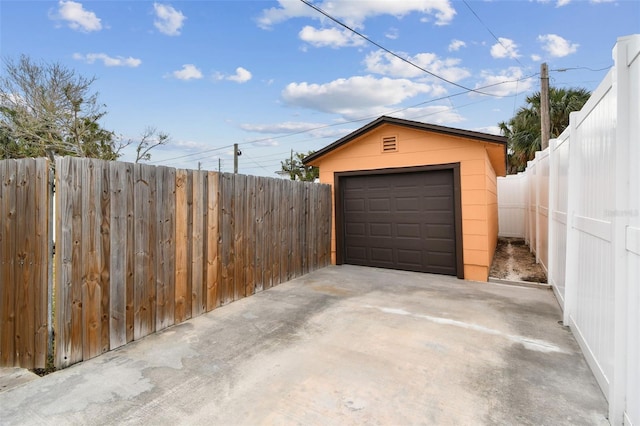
[0,55,118,159]
[0,55,167,162]
[499,87,590,173]
[281,151,319,181]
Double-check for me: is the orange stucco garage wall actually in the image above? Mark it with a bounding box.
[311,123,502,282]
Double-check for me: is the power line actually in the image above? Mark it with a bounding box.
[462,0,525,68]
[551,66,612,72]
[297,0,499,97]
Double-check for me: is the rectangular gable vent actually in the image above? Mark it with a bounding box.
[382,135,398,153]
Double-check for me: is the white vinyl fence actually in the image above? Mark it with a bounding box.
[497,149,549,273]
[497,35,639,426]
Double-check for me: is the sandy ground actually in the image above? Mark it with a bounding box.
[490,238,548,283]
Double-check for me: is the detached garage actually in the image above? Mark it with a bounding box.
[303,116,507,282]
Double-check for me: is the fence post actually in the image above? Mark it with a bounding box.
[47,164,55,364]
[547,139,557,290]
[534,151,541,263]
[609,34,636,426]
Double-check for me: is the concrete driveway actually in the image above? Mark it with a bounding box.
[0,265,607,425]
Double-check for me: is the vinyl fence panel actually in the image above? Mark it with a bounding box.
[548,131,570,305]
[497,174,526,238]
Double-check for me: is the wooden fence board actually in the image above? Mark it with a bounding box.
[185,171,193,319]
[244,175,255,297]
[0,160,5,364]
[191,171,205,316]
[206,172,220,311]
[1,160,16,366]
[69,158,85,365]
[233,174,245,300]
[99,162,111,355]
[254,178,264,293]
[124,163,135,343]
[156,166,176,330]
[221,173,235,305]
[34,159,49,367]
[262,178,272,290]
[133,164,154,338]
[81,159,102,360]
[109,162,127,349]
[54,158,70,367]
[15,159,32,367]
[174,169,188,323]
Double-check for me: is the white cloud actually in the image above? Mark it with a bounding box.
[473,67,534,97]
[73,53,141,67]
[281,75,437,120]
[171,64,203,80]
[257,0,456,30]
[251,139,280,147]
[538,34,579,57]
[153,3,186,36]
[448,39,466,52]
[172,140,209,150]
[388,106,465,125]
[241,121,323,134]
[490,37,520,59]
[51,0,102,32]
[472,125,502,136]
[299,26,365,48]
[364,50,470,82]
[556,0,571,6]
[228,67,252,83]
[530,54,542,62]
[242,121,353,140]
[216,67,253,83]
[385,27,399,40]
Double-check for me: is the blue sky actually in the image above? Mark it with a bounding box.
[1,0,638,176]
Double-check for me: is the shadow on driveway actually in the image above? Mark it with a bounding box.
[0,265,607,425]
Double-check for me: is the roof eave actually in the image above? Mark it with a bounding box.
[303,116,507,165]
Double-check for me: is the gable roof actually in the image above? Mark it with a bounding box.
[303,115,508,171]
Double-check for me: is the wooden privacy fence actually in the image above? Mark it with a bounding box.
[0,158,52,369]
[1,156,332,370]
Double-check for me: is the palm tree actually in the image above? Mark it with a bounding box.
[499,87,590,173]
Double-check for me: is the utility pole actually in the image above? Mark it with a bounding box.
[540,62,550,151]
[290,149,294,180]
[233,143,242,174]
[218,158,221,173]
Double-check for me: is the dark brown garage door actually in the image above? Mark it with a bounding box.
[339,167,461,276]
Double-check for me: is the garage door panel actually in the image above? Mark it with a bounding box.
[345,222,366,237]
[397,249,422,266]
[346,246,367,263]
[345,198,365,213]
[423,196,454,211]
[396,197,420,212]
[422,212,455,224]
[370,223,392,237]
[371,247,394,263]
[426,223,454,239]
[397,223,421,238]
[427,252,456,267]
[369,198,391,212]
[342,169,458,276]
